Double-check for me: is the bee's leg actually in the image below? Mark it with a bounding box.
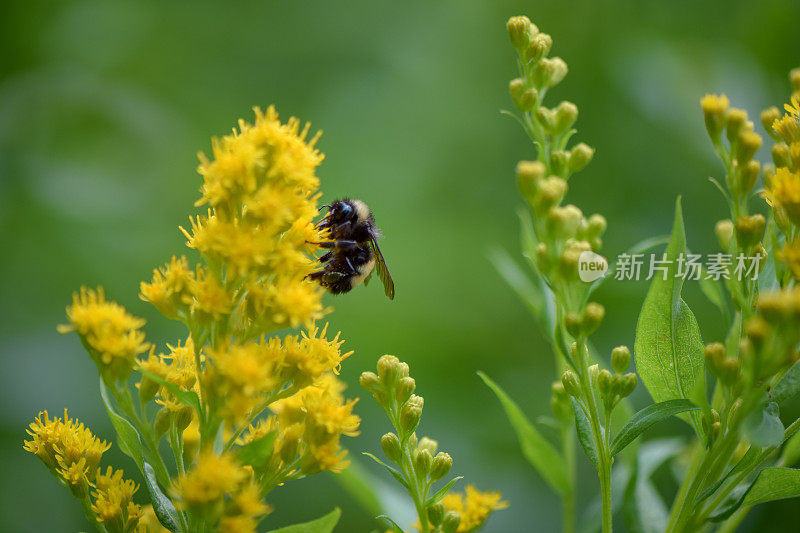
[317,251,333,263]
[306,269,327,280]
[343,256,358,274]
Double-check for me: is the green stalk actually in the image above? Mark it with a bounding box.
[561,425,576,533]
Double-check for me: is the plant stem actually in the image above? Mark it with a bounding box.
[561,424,576,533]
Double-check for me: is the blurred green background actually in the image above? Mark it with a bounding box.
[2,0,800,531]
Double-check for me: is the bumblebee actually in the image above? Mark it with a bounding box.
[307,198,395,299]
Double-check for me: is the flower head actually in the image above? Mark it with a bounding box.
[172,450,248,509]
[58,287,149,381]
[764,167,800,224]
[91,466,142,532]
[440,485,509,532]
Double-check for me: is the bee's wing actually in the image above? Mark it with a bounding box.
[368,237,395,299]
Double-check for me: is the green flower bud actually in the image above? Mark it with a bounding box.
[715,219,734,250]
[525,33,552,63]
[735,214,766,251]
[359,371,380,392]
[561,369,581,397]
[517,160,546,199]
[726,108,748,145]
[535,106,556,133]
[442,511,461,533]
[534,176,567,213]
[588,363,599,386]
[396,376,416,405]
[597,369,612,397]
[701,94,729,142]
[582,302,605,336]
[554,101,578,134]
[619,373,637,397]
[377,355,403,385]
[567,143,594,174]
[762,107,782,140]
[533,57,567,89]
[381,432,402,464]
[176,405,194,432]
[509,78,525,110]
[507,16,534,52]
[536,242,552,275]
[739,160,760,193]
[548,204,583,239]
[138,376,159,404]
[154,408,171,438]
[772,142,791,168]
[585,214,607,239]
[550,150,568,177]
[565,312,582,338]
[736,131,763,165]
[430,452,453,481]
[414,448,433,478]
[400,395,424,435]
[428,502,446,527]
[704,342,726,367]
[611,345,631,374]
[417,436,438,455]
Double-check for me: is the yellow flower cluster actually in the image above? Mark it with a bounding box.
[763,71,800,227]
[171,451,270,529]
[242,373,360,476]
[24,411,143,531]
[138,338,198,414]
[91,466,143,532]
[440,485,509,533]
[24,410,110,492]
[58,287,149,382]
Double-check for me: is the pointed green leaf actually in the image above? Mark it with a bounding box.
[709,467,800,521]
[572,399,599,470]
[138,369,202,414]
[425,476,464,507]
[634,198,704,436]
[610,399,699,456]
[377,515,405,533]
[488,247,545,322]
[99,379,144,469]
[236,431,276,470]
[478,372,568,494]
[362,452,409,489]
[265,508,341,533]
[143,462,180,532]
[771,360,800,404]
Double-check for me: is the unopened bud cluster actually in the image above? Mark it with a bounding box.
[362,355,462,533]
[561,345,636,413]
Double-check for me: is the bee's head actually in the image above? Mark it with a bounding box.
[329,200,357,223]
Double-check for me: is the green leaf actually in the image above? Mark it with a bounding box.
[425,476,464,507]
[743,402,784,448]
[594,234,670,294]
[99,379,144,470]
[362,452,409,489]
[634,198,704,436]
[265,508,341,533]
[610,399,699,456]
[331,460,384,517]
[709,467,800,521]
[138,368,203,414]
[478,372,569,494]
[236,431,276,470]
[771,360,800,404]
[572,399,599,470]
[377,515,405,533]
[488,246,545,323]
[143,462,180,532]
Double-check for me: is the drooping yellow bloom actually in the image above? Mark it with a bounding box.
[172,450,248,509]
[58,287,149,381]
[764,167,800,224]
[139,255,194,319]
[91,466,142,532]
[23,409,110,478]
[786,95,800,120]
[440,485,509,532]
